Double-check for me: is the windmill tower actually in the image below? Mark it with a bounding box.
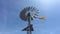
[20,6,46,34]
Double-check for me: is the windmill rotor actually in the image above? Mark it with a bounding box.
[20,6,39,22]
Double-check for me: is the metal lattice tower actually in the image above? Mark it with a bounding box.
[20,6,46,34]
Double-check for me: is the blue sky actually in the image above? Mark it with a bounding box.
[0,0,60,34]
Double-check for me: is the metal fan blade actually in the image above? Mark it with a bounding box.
[31,17,33,20]
[33,16,37,19]
[34,14,39,16]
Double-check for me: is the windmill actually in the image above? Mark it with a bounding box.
[20,6,46,34]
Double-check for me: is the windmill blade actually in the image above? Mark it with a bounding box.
[31,16,35,20]
[31,17,33,20]
[31,15,38,19]
[33,11,39,15]
[34,14,39,16]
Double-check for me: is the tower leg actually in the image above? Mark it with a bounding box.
[27,31,29,34]
[27,31,32,34]
[30,31,32,34]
